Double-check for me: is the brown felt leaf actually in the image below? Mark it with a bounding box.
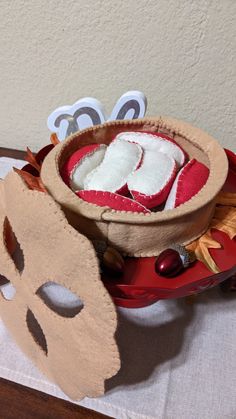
[186,231,221,273]
[186,202,236,273]
[50,133,60,146]
[25,147,41,172]
[13,168,47,193]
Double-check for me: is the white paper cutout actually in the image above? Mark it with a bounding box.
[108,91,147,121]
[47,91,147,141]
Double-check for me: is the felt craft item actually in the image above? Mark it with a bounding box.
[164,159,210,210]
[14,168,47,193]
[115,131,187,167]
[61,143,107,191]
[186,199,236,273]
[127,151,177,208]
[0,171,120,400]
[41,117,228,256]
[78,190,150,213]
[84,139,143,195]
[22,143,56,177]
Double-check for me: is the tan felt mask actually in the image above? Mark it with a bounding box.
[0,172,120,400]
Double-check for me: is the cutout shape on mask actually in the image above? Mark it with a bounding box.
[36,281,84,318]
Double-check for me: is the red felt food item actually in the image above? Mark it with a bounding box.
[77,190,150,214]
[84,139,143,195]
[116,131,187,168]
[127,151,177,209]
[164,159,209,209]
[61,144,107,191]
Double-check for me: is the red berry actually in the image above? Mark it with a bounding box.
[155,249,184,277]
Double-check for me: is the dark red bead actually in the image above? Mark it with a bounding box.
[155,249,184,277]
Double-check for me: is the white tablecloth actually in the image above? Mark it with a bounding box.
[0,158,236,419]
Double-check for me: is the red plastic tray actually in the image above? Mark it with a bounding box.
[102,149,236,308]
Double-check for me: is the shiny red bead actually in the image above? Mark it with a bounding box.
[155,249,184,277]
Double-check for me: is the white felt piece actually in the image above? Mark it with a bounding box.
[127,151,176,196]
[164,167,183,209]
[116,131,185,167]
[84,139,142,192]
[70,145,106,191]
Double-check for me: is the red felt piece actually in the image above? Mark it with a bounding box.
[130,160,177,209]
[77,190,150,213]
[165,159,209,209]
[61,144,101,187]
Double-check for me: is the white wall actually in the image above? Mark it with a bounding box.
[0,0,235,151]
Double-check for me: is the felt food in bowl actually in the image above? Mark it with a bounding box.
[41,116,228,257]
[165,159,210,210]
[61,143,107,191]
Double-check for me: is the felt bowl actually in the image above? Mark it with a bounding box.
[41,116,228,257]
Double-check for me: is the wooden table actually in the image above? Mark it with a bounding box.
[0,147,111,419]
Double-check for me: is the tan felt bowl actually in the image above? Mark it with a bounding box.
[41,116,228,257]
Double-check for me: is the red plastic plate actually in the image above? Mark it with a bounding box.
[102,149,236,308]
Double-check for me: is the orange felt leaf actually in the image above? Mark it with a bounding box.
[25,147,41,172]
[186,231,221,273]
[13,168,47,193]
[211,206,236,240]
[186,202,236,273]
[50,133,60,146]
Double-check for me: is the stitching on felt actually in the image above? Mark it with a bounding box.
[42,116,227,222]
[174,160,194,207]
[69,144,106,189]
[117,131,186,166]
[54,147,107,212]
[131,159,177,200]
[79,190,150,214]
[5,180,118,315]
[84,140,143,193]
